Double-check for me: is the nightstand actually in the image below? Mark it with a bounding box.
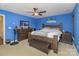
[61,32,73,45]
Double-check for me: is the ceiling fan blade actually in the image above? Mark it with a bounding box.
[39,11,46,13]
[39,13,42,16]
[33,8,38,12]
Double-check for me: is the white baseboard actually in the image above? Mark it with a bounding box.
[73,43,79,55]
[73,37,79,55]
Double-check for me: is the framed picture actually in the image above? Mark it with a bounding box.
[47,18,56,23]
[20,20,29,28]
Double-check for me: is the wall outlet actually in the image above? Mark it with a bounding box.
[8,27,12,30]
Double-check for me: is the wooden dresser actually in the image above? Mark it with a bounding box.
[17,27,35,41]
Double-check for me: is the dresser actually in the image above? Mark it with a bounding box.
[17,27,35,41]
[61,32,73,45]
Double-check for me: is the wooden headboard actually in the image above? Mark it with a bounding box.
[42,23,62,31]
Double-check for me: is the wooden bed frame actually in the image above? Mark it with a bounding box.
[42,24,62,31]
[28,24,62,54]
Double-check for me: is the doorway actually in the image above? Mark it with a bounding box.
[0,15,5,45]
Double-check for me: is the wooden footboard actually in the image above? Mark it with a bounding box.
[28,32,58,53]
[50,35,58,53]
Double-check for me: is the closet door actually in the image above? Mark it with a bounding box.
[0,16,3,45]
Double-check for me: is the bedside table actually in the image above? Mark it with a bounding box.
[61,32,73,45]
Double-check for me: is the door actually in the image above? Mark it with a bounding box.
[0,16,3,45]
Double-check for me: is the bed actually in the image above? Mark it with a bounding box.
[28,24,62,53]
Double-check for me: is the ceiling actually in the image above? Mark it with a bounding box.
[0,3,76,18]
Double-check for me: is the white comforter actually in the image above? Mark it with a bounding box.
[31,28,62,41]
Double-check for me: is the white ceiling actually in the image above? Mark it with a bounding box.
[0,3,76,18]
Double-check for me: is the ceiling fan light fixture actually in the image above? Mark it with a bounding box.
[34,12,38,16]
[28,8,46,16]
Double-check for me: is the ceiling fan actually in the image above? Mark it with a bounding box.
[27,8,46,16]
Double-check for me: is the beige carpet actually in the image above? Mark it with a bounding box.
[0,39,78,56]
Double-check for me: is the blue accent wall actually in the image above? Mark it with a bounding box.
[73,4,79,53]
[35,13,73,33]
[0,9,36,41]
[0,9,73,43]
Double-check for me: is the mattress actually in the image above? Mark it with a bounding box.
[31,28,62,41]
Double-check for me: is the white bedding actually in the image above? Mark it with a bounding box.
[31,28,62,41]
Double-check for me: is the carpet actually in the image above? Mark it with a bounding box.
[0,39,78,56]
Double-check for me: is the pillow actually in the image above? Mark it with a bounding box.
[44,27,51,29]
[41,28,50,32]
[55,28,60,30]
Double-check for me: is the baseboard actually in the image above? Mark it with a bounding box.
[73,37,79,55]
[73,43,79,55]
